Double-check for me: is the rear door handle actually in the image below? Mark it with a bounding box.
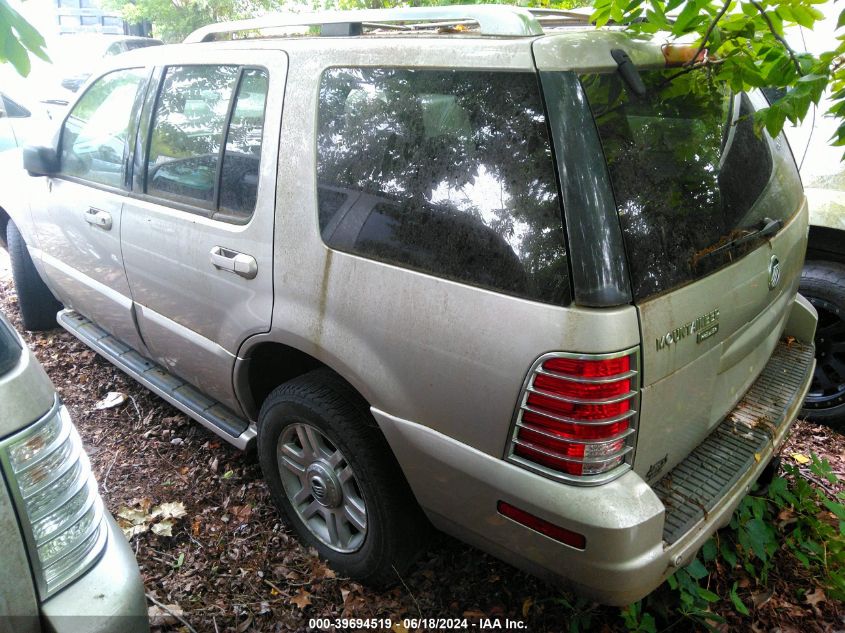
[85,208,112,231]
[210,246,257,279]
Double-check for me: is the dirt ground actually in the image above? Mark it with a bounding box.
[1,247,844,633]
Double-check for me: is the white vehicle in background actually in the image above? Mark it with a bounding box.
[777,13,845,425]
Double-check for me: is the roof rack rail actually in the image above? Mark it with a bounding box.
[183,5,546,42]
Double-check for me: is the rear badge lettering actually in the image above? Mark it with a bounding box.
[656,308,720,351]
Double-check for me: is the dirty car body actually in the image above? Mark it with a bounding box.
[0,6,817,605]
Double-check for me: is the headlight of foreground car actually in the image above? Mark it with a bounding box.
[0,398,107,598]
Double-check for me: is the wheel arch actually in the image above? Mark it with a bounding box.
[234,334,377,423]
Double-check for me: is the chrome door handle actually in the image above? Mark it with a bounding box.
[210,246,257,279]
[84,208,112,231]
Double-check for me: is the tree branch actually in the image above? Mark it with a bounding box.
[748,0,804,76]
[686,0,732,67]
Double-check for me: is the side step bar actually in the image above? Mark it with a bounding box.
[58,309,256,451]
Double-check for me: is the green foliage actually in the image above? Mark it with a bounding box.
[593,0,845,152]
[0,0,48,76]
[619,453,845,629]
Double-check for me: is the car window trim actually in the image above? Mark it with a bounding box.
[55,66,147,192]
[124,66,157,190]
[215,65,270,223]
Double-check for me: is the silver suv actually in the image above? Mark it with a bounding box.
[0,311,148,632]
[0,5,818,605]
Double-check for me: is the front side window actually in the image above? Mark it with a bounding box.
[146,65,267,220]
[316,68,570,306]
[60,68,147,187]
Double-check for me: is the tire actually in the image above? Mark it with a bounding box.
[800,261,845,427]
[257,369,428,585]
[6,221,61,331]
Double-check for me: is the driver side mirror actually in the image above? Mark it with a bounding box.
[23,145,59,177]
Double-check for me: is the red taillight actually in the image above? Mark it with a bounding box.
[507,350,638,480]
[497,501,586,549]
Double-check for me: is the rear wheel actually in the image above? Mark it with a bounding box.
[6,221,61,331]
[800,261,845,427]
[257,369,427,584]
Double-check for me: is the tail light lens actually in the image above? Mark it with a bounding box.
[506,348,639,484]
[0,399,107,597]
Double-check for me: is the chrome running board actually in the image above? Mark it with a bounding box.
[57,309,255,450]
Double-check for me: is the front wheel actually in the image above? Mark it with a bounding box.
[257,369,427,584]
[6,221,61,331]
[800,261,845,427]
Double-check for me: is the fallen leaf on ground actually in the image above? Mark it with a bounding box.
[151,501,187,520]
[147,604,184,627]
[291,590,312,610]
[94,391,127,410]
[151,520,174,537]
[805,586,826,607]
[791,453,811,464]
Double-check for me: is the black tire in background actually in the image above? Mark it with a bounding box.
[800,261,845,427]
[6,221,61,331]
[257,369,428,585]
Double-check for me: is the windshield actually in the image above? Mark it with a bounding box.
[581,69,788,300]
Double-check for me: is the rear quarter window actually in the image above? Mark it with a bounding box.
[316,67,571,306]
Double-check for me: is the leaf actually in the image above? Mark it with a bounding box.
[805,585,826,607]
[151,501,187,520]
[117,507,148,525]
[222,470,235,480]
[696,587,720,603]
[792,453,811,464]
[94,391,127,410]
[291,589,312,610]
[702,538,717,563]
[121,523,149,539]
[730,582,750,615]
[685,558,709,580]
[522,597,534,618]
[152,520,174,537]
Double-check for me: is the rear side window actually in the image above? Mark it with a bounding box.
[316,68,570,306]
[581,71,778,300]
[147,65,240,206]
[146,65,268,220]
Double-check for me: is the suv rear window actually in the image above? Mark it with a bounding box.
[316,68,571,306]
[581,70,780,300]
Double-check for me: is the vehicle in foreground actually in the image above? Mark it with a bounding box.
[0,5,818,605]
[0,310,148,632]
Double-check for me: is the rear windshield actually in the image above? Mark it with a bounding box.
[316,68,571,306]
[581,70,781,300]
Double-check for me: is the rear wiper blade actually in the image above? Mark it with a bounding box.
[696,217,783,262]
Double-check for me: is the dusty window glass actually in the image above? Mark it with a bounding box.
[218,69,268,219]
[146,65,239,207]
[60,68,147,188]
[316,68,570,306]
[581,71,777,300]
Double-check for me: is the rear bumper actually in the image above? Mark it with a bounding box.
[41,515,149,633]
[375,294,816,606]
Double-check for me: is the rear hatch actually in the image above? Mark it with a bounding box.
[535,35,806,483]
